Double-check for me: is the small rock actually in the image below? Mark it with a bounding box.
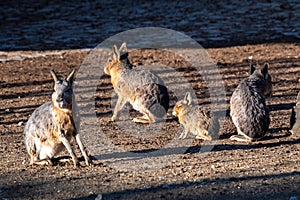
[95,194,102,200]
[139,186,147,190]
[18,121,24,126]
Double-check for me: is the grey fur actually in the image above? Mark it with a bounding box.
[230,63,272,142]
[104,42,169,123]
[23,69,91,167]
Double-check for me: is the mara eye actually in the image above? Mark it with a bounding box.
[108,58,112,62]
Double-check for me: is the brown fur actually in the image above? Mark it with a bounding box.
[104,43,169,123]
[52,103,74,140]
[106,62,122,89]
[173,92,219,140]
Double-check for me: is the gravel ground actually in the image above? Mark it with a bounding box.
[0,43,299,199]
[0,1,300,199]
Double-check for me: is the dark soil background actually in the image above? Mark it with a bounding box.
[0,1,300,200]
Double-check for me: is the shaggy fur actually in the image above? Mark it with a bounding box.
[230,63,272,142]
[104,43,169,123]
[173,92,220,140]
[23,69,91,167]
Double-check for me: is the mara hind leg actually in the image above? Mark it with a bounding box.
[132,116,153,124]
[29,148,74,166]
[230,125,254,142]
[132,100,165,123]
[28,150,53,166]
[230,116,253,142]
[132,112,163,123]
[32,158,53,166]
[51,156,74,165]
[31,158,53,166]
[133,108,156,124]
[32,155,73,166]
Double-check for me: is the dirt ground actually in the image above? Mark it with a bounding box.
[0,43,300,199]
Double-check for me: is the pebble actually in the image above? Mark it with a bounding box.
[95,194,102,200]
[18,121,24,126]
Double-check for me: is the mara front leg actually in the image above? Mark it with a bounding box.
[74,134,92,166]
[59,132,79,167]
[179,128,189,139]
[195,130,212,140]
[111,96,127,122]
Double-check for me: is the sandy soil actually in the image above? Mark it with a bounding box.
[0,43,300,200]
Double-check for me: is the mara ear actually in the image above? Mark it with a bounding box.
[184,92,192,105]
[119,42,128,60]
[119,42,127,53]
[250,63,256,75]
[112,44,120,61]
[50,69,58,83]
[67,69,76,85]
[261,62,269,76]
